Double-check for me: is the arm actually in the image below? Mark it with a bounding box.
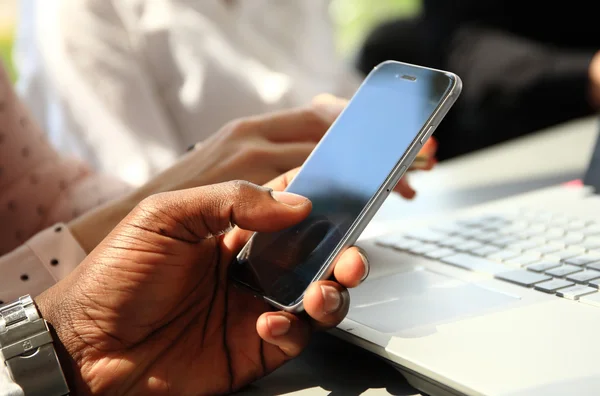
[0,64,131,256]
[31,0,181,186]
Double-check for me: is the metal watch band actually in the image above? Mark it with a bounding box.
[0,296,70,396]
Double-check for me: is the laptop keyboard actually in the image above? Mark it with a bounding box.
[374,208,600,306]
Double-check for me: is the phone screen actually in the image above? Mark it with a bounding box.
[230,62,456,308]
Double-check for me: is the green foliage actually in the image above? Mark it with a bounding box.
[0,35,16,81]
[331,0,421,56]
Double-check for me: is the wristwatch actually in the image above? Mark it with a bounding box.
[0,295,70,395]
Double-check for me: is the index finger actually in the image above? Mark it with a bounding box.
[263,167,301,192]
[244,106,333,143]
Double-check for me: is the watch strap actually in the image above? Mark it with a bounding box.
[0,296,69,395]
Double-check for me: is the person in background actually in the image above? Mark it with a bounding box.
[15,0,362,186]
[356,0,600,160]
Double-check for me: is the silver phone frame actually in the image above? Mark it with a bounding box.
[234,60,463,313]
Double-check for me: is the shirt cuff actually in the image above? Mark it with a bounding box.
[0,223,85,303]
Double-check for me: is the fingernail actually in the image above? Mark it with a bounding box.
[312,93,347,120]
[357,248,370,282]
[267,315,291,337]
[271,191,309,207]
[321,285,342,314]
[320,100,346,118]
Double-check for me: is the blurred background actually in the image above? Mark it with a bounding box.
[1,0,420,82]
[1,0,598,176]
[0,0,16,80]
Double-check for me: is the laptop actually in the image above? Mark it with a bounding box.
[333,125,600,396]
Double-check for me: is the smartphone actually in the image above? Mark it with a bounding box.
[229,61,462,312]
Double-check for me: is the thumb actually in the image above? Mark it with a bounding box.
[134,180,312,241]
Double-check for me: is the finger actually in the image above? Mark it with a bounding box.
[266,141,316,173]
[303,281,350,331]
[310,93,348,123]
[420,136,438,157]
[242,106,335,143]
[256,312,311,359]
[263,167,301,192]
[135,181,312,242]
[410,157,437,171]
[332,246,370,288]
[393,176,416,199]
[225,168,303,248]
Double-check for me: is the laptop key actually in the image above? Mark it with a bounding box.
[550,216,573,227]
[376,235,419,250]
[556,285,597,300]
[565,220,587,231]
[458,228,484,238]
[495,270,551,287]
[545,248,585,261]
[508,240,542,252]
[560,232,585,246]
[472,245,500,256]
[526,243,564,256]
[504,253,541,267]
[441,253,512,275]
[424,248,456,259]
[488,250,521,261]
[541,228,565,240]
[534,279,574,293]
[582,224,600,237]
[438,236,468,248]
[472,231,500,242]
[431,222,466,235]
[566,270,600,284]
[564,253,600,267]
[454,240,484,252]
[582,237,600,250]
[545,265,582,278]
[405,229,446,243]
[489,235,520,247]
[588,279,600,289]
[408,242,439,255]
[527,260,561,273]
[586,262,600,272]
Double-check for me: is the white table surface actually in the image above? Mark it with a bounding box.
[236,117,599,396]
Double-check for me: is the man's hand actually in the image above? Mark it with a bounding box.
[36,172,368,395]
[589,50,600,109]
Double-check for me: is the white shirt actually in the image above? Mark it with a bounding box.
[15,0,361,186]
